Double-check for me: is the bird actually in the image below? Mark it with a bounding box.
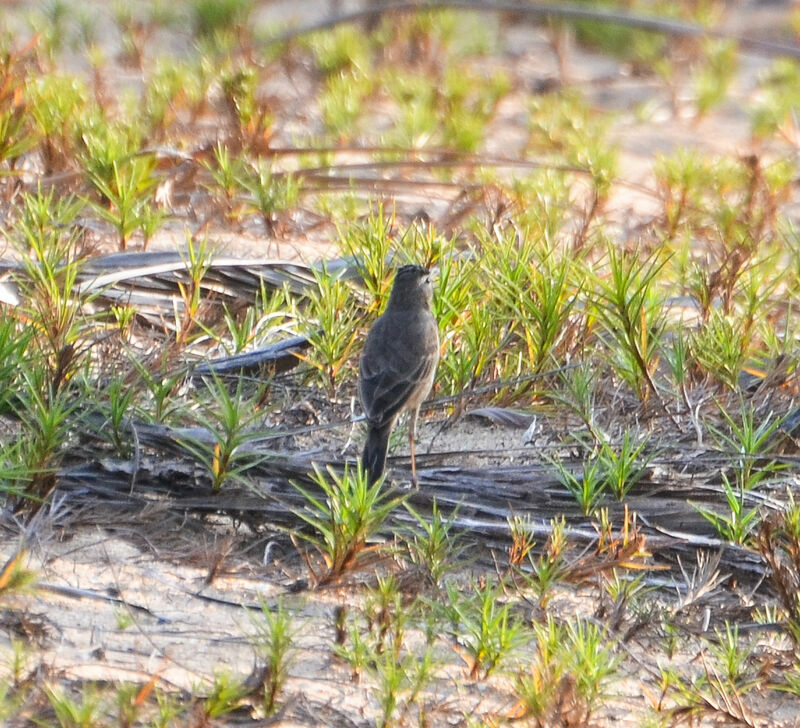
[359,264,439,486]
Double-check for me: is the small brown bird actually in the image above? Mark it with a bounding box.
[359,265,439,486]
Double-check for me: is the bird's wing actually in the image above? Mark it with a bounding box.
[359,347,437,427]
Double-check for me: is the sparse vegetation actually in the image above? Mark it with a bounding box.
[1,1,799,726]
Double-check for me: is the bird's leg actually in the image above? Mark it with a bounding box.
[408,407,419,488]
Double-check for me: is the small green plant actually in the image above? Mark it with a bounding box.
[174,234,214,346]
[751,58,800,142]
[598,431,652,501]
[509,516,568,607]
[320,68,373,139]
[694,472,761,545]
[129,354,185,425]
[219,62,273,148]
[202,142,249,221]
[591,243,668,402]
[514,615,620,726]
[753,494,800,650]
[100,374,137,457]
[551,455,605,515]
[10,188,90,394]
[602,569,654,627]
[303,24,372,77]
[443,579,527,679]
[114,608,134,631]
[692,39,737,118]
[691,309,751,389]
[238,161,299,236]
[401,499,462,588]
[250,599,295,715]
[299,267,362,396]
[199,670,248,720]
[336,204,396,309]
[694,403,784,543]
[334,578,437,726]
[706,622,755,687]
[291,463,407,584]
[44,683,103,728]
[179,372,268,492]
[3,367,79,504]
[660,658,752,726]
[370,630,437,728]
[25,72,88,173]
[190,0,252,40]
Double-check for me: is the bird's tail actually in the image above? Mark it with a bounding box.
[362,423,391,485]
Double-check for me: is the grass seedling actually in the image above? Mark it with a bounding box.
[11,188,91,394]
[114,608,134,631]
[174,234,214,346]
[291,463,407,584]
[199,670,248,720]
[180,372,268,492]
[550,455,605,515]
[692,39,737,118]
[238,161,299,236]
[477,230,578,397]
[299,267,362,397]
[44,683,103,728]
[564,618,621,716]
[333,608,373,680]
[751,58,800,141]
[190,0,252,40]
[660,658,755,727]
[443,579,527,679]
[202,142,249,221]
[707,622,755,687]
[509,516,568,607]
[691,309,751,389]
[335,576,437,726]
[336,204,396,309]
[130,354,185,425]
[0,316,31,413]
[371,636,437,728]
[591,243,668,402]
[507,514,537,570]
[250,599,294,715]
[5,366,78,504]
[364,575,411,659]
[437,294,494,399]
[102,374,137,457]
[601,569,654,628]
[320,68,372,139]
[87,155,160,251]
[402,499,462,588]
[514,615,620,726]
[694,402,784,543]
[598,431,652,501]
[26,73,87,174]
[220,62,274,149]
[694,472,761,545]
[711,401,783,484]
[303,23,371,76]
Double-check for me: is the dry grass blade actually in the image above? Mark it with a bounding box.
[674,550,727,613]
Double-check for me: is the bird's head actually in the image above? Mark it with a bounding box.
[388,264,434,310]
